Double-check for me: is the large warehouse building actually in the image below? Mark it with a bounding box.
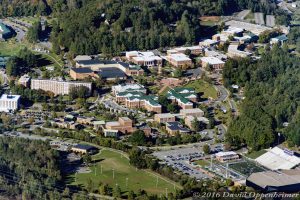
[255,147,300,170]
[246,169,300,193]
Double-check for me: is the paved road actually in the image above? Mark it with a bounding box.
[215,85,229,102]
[2,20,26,42]
[229,99,238,112]
[236,10,250,20]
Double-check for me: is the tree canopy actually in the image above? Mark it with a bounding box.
[224,45,300,150]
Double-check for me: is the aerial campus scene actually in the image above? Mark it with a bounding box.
[0,0,299,199]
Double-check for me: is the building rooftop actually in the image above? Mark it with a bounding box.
[112,83,146,94]
[215,151,238,157]
[274,34,288,41]
[0,23,12,35]
[180,108,204,114]
[74,55,92,61]
[255,147,300,170]
[225,20,272,35]
[154,113,175,118]
[72,144,98,151]
[0,94,21,101]
[98,67,127,79]
[106,121,121,127]
[247,169,300,188]
[71,67,93,73]
[167,88,195,105]
[119,117,132,121]
[166,121,190,132]
[167,53,191,62]
[201,57,225,65]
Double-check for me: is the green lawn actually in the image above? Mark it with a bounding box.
[0,40,27,56]
[68,149,181,195]
[195,159,209,167]
[246,149,267,159]
[200,21,218,27]
[244,12,254,20]
[184,79,218,99]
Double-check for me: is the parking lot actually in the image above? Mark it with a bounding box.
[153,148,210,180]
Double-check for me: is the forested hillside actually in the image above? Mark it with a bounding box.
[0,137,63,199]
[49,0,277,55]
[223,46,300,150]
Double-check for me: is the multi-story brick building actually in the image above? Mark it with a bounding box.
[74,59,144,78]
[126,51,163,67]
[105,117,136,134]
[154,113,176,124]
[116,91,162,113]
[163,53,192,68]
[200,57,225,72]
[167,88,197,109]
[112,83,146,96]
[31,79,92,96]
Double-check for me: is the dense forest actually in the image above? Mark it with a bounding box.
[223,46,300,150]
[0,137,64,199]
[49,0,278,55]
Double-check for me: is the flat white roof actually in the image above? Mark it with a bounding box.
[255,147,300,170]
[199,39,219,45]
[215,151,237,157]
[167,53,191,62]
[180,108,204,114]
[223,27,244,34]
[0,94,21,101]
[201,57,225,65]
[112,83,145,93]
[174,46,202,51]
[106,121,120,126]
[155,113,175,118]
[74,55,92,61]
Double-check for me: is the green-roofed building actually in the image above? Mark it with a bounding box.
[116,91,162,113]
[167,87,198,109]
[0,23,13,40]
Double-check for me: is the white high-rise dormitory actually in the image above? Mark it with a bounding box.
[31,79,92,96]
[0,94,21,112]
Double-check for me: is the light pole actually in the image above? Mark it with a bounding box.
[278,132,281,146]
[165,188,168,198]
[126,177,128,188]
[101,165,103,174]
[112,169,115,179]
[156,176,158,188]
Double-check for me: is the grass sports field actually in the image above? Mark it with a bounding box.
[0,41,27,56]
[184,79,218,99]
[228,160,265,176]
[68,149,181,195]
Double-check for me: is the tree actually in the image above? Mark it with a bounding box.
[99,184,111,195]
[129,130,146,146]
[203,144,211,154]
[173,68,183,78]
[83,154,92,165]
[191,117,200,132]
[27,21,41,43]
[113,185,122,198]
[167,103,178,113]
[128,190,135,200]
